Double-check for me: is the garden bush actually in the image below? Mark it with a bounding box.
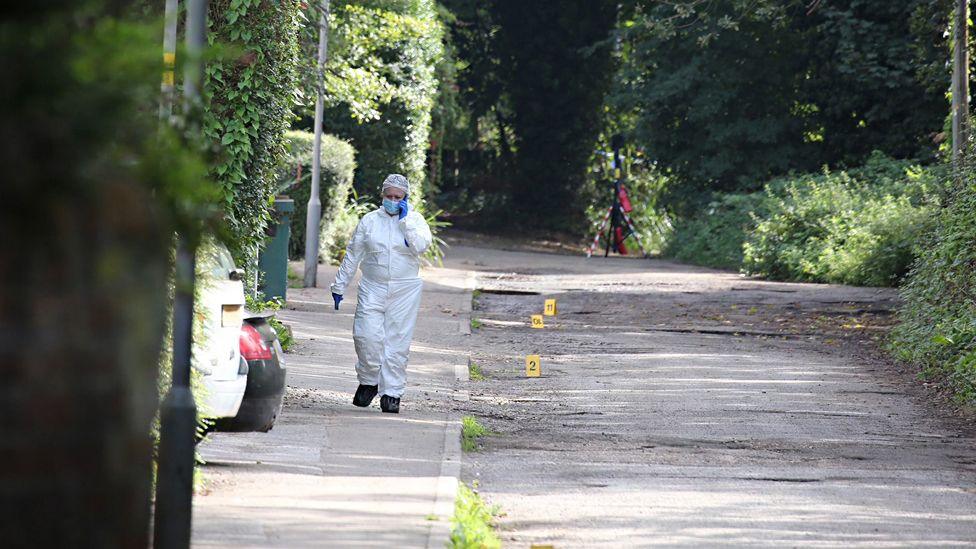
[276,131,356,261]
[742,155,943,286]
[890,178,976,407]
[662,154,943,286]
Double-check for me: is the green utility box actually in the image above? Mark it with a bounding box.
[258,197,295,302]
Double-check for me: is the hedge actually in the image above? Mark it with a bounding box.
[276,131,356,261]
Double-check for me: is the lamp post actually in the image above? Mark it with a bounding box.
[303,0,331,288]
[159,0,178,122]
[153,0,208,547]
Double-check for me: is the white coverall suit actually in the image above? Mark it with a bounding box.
[330,208,433,398]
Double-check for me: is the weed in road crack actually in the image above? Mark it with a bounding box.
[468,361,487,381]
[461,416,488,452]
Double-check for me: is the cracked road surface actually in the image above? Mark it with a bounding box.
[448,240,976,547]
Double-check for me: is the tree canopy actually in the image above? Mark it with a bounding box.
[607,0,949,211]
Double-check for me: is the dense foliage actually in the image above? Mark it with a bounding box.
[892,174,976,406]
[663,155,944,288]
[276,131,356,260]
[436,0,618,230]
[204,0,303,260]
[664,192,765,270]
[609,0,949,212]
[298,0,443,202]
[1,3,220,545]
[743,156,943,286]
[492,1,618,229]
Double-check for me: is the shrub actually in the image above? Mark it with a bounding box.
[664,191,765,270]
[276,131,356,261]
[742,155,943,286]
[322,192,374,265]
[891,178,976,406]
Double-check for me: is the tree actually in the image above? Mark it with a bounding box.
[0,2,219,545]
[610,1,950,212]
[298,0,444,200]
[611,2,811,204]
[493,0,618,230]
[800,0,950,166]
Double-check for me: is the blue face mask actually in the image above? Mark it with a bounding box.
[382,198,401,215]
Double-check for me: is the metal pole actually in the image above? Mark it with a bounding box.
[606,138,624,257]
[304,0,331,287]
[154,0,207,547]
[159,0,179,122]
[952,0,969,170]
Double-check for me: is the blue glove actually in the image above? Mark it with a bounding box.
[399,199,410,246]
[332,292,343,310]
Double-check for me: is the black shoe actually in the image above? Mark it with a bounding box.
[380,395,400,414]
[353,384,378,407]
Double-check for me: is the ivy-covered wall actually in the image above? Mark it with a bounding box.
[204,0,303,261]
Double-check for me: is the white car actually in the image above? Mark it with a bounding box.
[193,243,248,418]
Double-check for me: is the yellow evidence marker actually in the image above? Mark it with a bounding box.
[530,314,545,329]
[525,355,541,377]
[544,298,557,316]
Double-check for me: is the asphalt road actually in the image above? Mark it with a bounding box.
[448,240,976,547]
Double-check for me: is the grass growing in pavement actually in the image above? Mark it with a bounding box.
[468,361,486,381]
[461,416,488,452]
[470,318,482,330]
[450,482,502,549]
[287,264,302,289]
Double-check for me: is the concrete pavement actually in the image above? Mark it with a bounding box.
[191,261,474,548]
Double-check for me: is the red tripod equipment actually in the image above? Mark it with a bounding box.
[586,135,650,258]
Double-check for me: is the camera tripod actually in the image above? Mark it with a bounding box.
[586,136,650,258]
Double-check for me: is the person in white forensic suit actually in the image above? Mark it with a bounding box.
[329,174,433,413]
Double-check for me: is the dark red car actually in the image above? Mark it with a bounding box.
[214,311,286,433]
